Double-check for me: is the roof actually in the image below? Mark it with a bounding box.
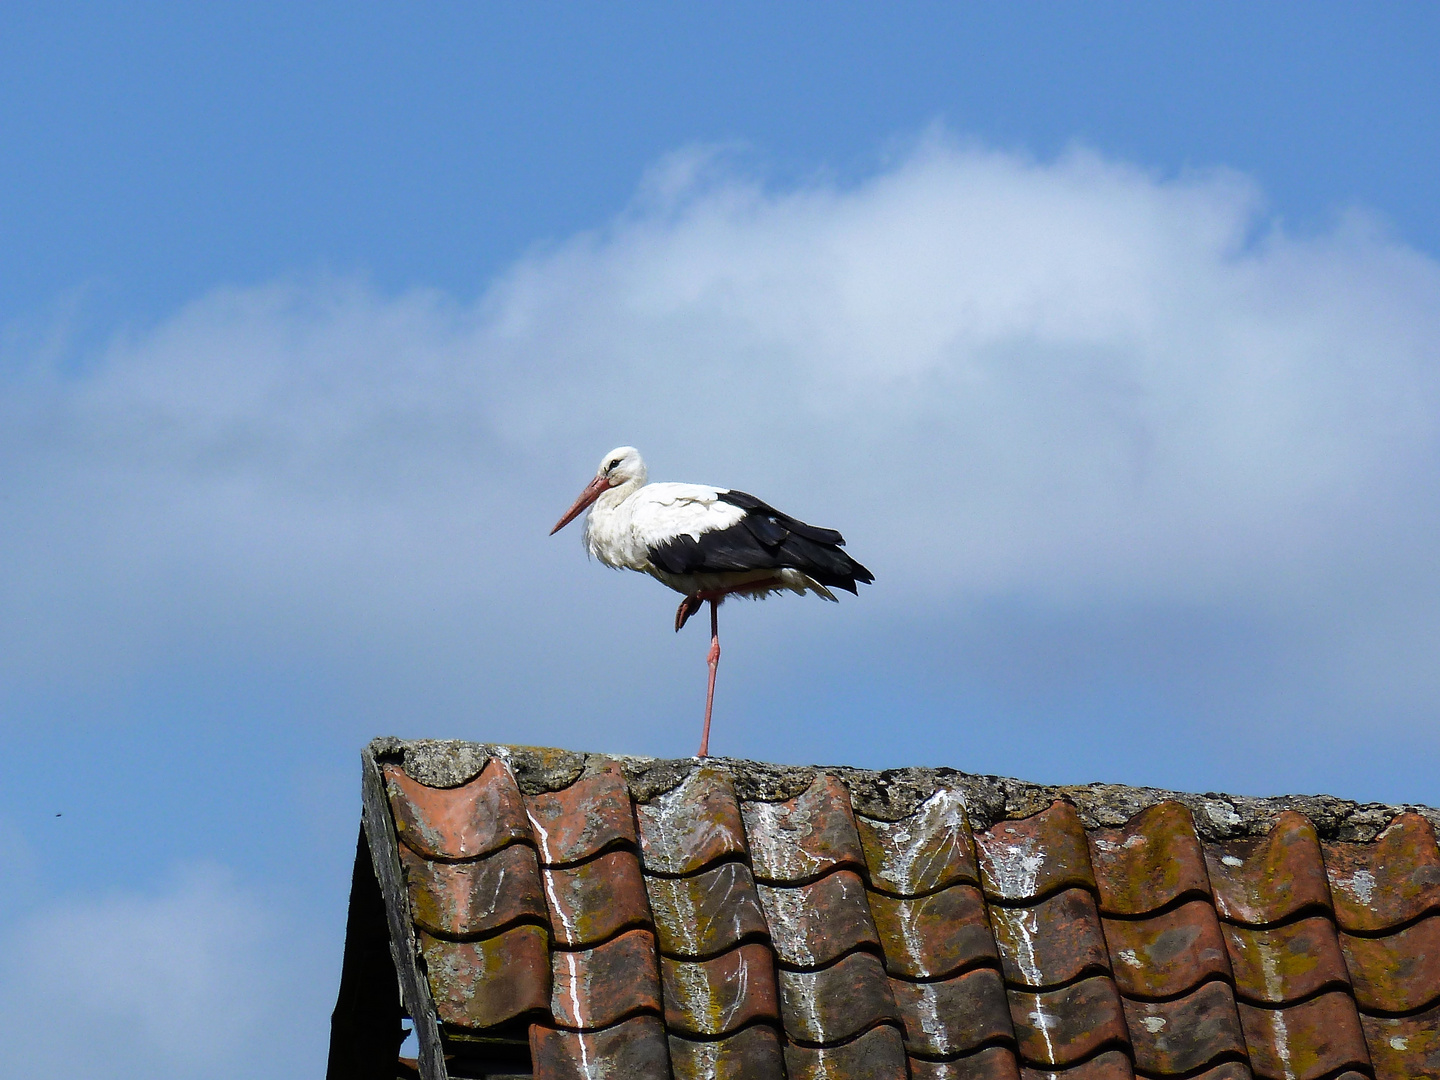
[328,738,1440,1080]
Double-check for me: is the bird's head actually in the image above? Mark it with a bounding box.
[550,446,647,534]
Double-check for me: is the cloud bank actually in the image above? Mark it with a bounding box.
[3,136,1439,780]
[0,864,323,1079]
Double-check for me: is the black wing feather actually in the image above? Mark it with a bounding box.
[721,490,846,546]
[647,490,873,593]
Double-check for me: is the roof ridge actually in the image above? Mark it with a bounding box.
[366,736,1439,842]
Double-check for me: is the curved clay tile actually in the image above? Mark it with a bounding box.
[548,927,661,1031]
[1235,990,1371,1080]
[741,774,867,884]
[783,1023,908,1080]
[1340,915,1440,1014]
[538,848,652,948]
[757,869,880,968]
[1088,800,1211,917]
[1119,980,1247,1077]
[385,759,532,860]
[1101,898,1232,999]
[667,1023,786,1080]
[399,842,547,938]
[775,950,900,1045]
[1222,915,1352,1006]
[888,966,1014,1058]
[908,1044,1022,1080]
[988,888,1111,990]
[643,860,768,959]
[529,1014,671,1079]
[659,942,779,1037]
[522,762,637,868]
[975,801,1096,903]
[868,884,998,980]
[635,767,748,876]
[418,923,550,1030]
[1359,1002,1440,1080]
[1323,811,1440,933]
[1205,812,1333,927]
[1006,975,1130,1070]
[856,787,978,897]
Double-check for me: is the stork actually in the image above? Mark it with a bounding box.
[550,447,873,757]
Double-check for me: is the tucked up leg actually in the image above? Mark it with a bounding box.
[675,593,703,632]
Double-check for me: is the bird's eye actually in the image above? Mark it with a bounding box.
[607,458,622,472]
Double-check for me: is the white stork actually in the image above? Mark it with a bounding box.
[550,447,873,757]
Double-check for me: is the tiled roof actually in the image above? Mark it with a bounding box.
[329,739,1440,1080]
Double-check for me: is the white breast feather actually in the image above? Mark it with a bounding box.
[584,482,746,571]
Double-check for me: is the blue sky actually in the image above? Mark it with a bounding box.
[3,6,1439,1077]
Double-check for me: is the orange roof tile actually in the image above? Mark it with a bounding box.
[329,738,1440,1080]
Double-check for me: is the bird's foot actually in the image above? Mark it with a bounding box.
[675,594,703,632]
[678,577,786,632]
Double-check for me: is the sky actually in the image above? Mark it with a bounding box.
[2,5,1439,1077]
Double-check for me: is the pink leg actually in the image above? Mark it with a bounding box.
[679,577,783,757]
[699,600,719,758]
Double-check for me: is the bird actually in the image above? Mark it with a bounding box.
[550,447,873,757]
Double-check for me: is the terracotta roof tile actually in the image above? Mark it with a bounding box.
[1359,1002,1440,1080]
[989,887,1110,989]
[857,787,978,896]
[1102,899,1232,999]
[757,869,879,968]
[346,741,1440,1080]
[1324,811,1440,932]
[1018,1048,1133,1079]
[399,841,547,937]
[418,923,550,1029]
[889,966,1013,1056]
[1007,975,1129,1068]
[523,762,636,867]
[976,802,1096,902]
[1235,991,1371,1080]
[529,1013,671,1079]
[1121,979,1247,1076]
[782,1023,909,1080]
[548,928,661,1030]
[909,1044,1022,1080]
[1206,812,1333,926]
[1088,800,1210,916]
[1222,915,1351,1006]
[776,949,900,1044]
[1340,915,1440,1014]
[635,766,747,876]
[643,860,767,958]
[666,1024,786,1080]
[386,760,530,860]
[539,848,651,947]
[741,775,866,883]
[777,956,898,1048]
[659,942,779,1036]
[1175,1066,1252,1080]
[869,884,997,979]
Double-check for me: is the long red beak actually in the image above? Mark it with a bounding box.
[550,475,610,534]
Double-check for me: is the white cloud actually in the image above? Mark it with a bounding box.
[3,134,1439,767]
[0,865,324,1079]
